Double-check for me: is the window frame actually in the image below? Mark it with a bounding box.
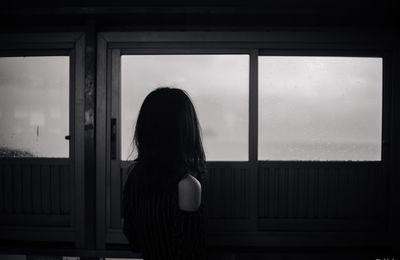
[0,51,73,159]
[108,45,390,164]
[96,31,395,247]
[118,49,254,162]
[257,50,389,162]
[0,32,86,246]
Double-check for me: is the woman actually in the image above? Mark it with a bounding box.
[122,87,207,260]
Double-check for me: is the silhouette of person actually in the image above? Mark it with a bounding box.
[122,87,207,260]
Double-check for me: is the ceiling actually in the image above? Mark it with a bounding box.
[0,0,398,29]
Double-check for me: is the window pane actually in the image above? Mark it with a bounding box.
[0,57,69,157]
[258,56,382,161]
[121,55,249,161]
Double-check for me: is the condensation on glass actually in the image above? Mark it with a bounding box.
[0,57,69,157]
[258,56,382,161]
[121,55,249,161]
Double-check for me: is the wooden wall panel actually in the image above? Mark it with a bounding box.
[205,164,255,232]
[258,162,386,231]
[206,167,251,220]
[108,161,387,243]
[0,159,72,228]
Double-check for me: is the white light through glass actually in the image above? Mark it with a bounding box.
[0,56,70,157]
[258,56,382,161]
[121,55,249,161]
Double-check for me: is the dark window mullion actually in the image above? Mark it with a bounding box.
[249,49,259,230]
[249,49,259,164]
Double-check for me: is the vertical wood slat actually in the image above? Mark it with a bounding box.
[234,169,240,218]
[308,167,315,218]
[299,167,306,218]
[375,167,384,216]
[258,168,264,217]
[22,164,32,213]
[212,168,218,218]
[272,168,278,218]
[287,167,293,218]
[268,168,273,218]
[242,168,250,219]
[267,168,273,218]
[357,166,365,217]
[230,168,234,218]
[41,165,51,214]
[216,168,223,219]
[0,165,5,213]
[14,164,22,213]
[0,165,3,213]
[218,168,224,219]
[61,164,70,215]
[50,165,60,214]
[32,164,41,214]
[240,168,246,219]
[369,166,377,217]
[318,167,323,218]
[60,164,67,214]
[221,168,227,219]
[326,167,333,218]
[276,168,280,218]
[5,164,13,213]
[207,168,215,216]
[241,169,246,219]
[323,167,330,218]
[223,168,229,218]
[60,162,71,216]
[337,167,345,219]
[294,168,300,218]
[0,165,4,213]
[349,166,356,218]
[206,168,213,216]
[367,167,374,217]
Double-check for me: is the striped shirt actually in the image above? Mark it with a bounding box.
[122,163,207,260]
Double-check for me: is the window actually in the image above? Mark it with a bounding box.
[0,56,70,157]
[258,56,382,161]
[121,54,249,161]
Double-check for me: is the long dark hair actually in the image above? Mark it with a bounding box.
[130,87,206,188]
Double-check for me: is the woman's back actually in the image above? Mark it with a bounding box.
[122,162,207,260]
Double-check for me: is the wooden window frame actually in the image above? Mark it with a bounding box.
[0,33,86,246]
[96,31,397,248]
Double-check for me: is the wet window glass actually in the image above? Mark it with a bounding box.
[0,57,69,157]
[258,56,382,161]
[121,55,249,161]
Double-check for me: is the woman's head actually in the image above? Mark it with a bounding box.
[132,87,206,176]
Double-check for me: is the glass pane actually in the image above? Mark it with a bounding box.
[0,57,69,157]
[121,55,249,161]
[258,56,382,161]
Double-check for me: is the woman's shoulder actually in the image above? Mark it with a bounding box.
[178,173,202,212]
[179,173,201,189]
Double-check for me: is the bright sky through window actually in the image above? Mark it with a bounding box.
[121,55,249,161]
[0,57,70,157]
[258,56,382,161]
